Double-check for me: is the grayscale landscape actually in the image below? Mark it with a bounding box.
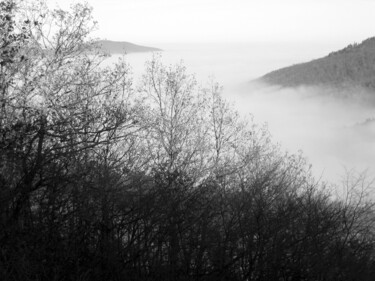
[120,41,375,183]
[1,0,375,280]
[95,40,162,54]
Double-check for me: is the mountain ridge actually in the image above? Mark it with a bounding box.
[260,37,375,90]
[95,40,162,54]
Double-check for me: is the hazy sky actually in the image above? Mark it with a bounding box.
[53,0,375,45]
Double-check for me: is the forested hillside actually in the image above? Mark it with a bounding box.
[261,37,375,90]
[1,1,375,281]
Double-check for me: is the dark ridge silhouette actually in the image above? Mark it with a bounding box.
[260,37,375,90]
[95,40,162,54]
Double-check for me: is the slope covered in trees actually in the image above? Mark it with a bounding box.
[1,1,375,280]
[261,37,375,90]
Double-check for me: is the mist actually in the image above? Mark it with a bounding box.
[118,42,375,184]
[235,83,375,184]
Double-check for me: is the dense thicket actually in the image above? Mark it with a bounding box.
[1,1,375,280]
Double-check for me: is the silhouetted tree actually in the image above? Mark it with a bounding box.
[1,1,375,281]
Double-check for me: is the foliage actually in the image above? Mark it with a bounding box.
[1,1,375,281]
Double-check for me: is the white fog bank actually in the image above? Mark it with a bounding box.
[232,83,375,184]
[111,42,375,184]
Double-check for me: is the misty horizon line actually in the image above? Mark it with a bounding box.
[100,38,363,47]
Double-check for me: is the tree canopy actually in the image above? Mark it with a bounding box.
[1,1,375,281]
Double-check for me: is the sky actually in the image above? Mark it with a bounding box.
[52,0,375,45]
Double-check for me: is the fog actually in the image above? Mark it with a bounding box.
[113,42,375,184]
[236,83,375,184]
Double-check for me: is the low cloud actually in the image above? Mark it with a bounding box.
[225,82,375,184]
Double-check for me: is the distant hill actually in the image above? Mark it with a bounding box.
[95,40,162,54]
[260,37,375,90]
